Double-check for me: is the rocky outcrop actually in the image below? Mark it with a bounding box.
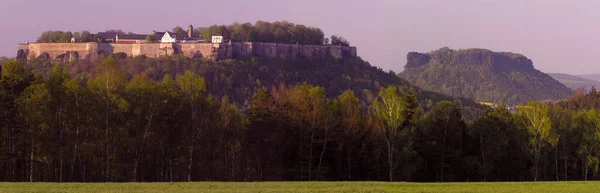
[406,52,431,68]
[405,48,534,71]
[400,47,572,105]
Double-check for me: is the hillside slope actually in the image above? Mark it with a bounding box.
[549,73,600,92]
[399,47,572,105]
[27,55,484,117]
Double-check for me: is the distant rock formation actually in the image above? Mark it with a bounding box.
[405,52,431,68]
[399,47,572,105]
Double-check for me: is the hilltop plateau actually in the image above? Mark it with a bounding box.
[399,47,572,105]
[23,55,484,118]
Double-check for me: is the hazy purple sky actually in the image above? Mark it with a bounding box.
[2,0,600,74]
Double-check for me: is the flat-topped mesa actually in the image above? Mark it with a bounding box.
[405,47,533,71]
[400,47,571,105]
[16,42,358,62]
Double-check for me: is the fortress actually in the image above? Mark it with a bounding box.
[16,42,357,62]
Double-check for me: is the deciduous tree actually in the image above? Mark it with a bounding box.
[371,86,419,181]
[517,101,558,181]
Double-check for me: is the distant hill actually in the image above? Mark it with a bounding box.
[549,73,600,92]
[576,74,600,82]
[399,47,572,105]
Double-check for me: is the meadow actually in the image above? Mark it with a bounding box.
[0,181,598,193]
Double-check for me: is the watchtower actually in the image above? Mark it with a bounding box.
[188,25,193,38]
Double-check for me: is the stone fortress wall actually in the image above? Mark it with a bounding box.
[17,42,357,62]
[18,43,98,61]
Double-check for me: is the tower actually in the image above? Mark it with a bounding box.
[188,25,193,38]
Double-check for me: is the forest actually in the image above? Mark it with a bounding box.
[195,21,349,45]
[1,55,599,183]
[24,53,483,117]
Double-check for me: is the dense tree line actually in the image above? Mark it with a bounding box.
[36,21,348,45]
[330,35,350,46]
[2,57,600,182]
[36,31,74,43]
[36,30,136,43]
[196,21,346,45]
[36,31,97,43]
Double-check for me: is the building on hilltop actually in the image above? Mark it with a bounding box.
[212,36,223,43]
[96,32,120,43]
[188,25,193,38]
[116,34,147,44]
[98,32,155,43]
[159,25,201,43]
[160,31,200,43]
[95,25,202,43]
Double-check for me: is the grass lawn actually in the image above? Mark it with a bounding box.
[0,181,598,193]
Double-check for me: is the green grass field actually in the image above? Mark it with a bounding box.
[0,181,598,193]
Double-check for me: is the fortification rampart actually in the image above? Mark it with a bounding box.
[17,42,357,62]
[17,43,98,61]
[230,42,357,60]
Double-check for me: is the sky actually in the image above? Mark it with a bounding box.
[1,0,600,74]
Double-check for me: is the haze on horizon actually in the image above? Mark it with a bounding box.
[1,0,599,75]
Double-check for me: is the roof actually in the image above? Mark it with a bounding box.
[161,31,200,41]
[154,31,166,37]
[175,35,198,41]
[117,34,148,40]
[164,31,179,38]
[97,32,120,39]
